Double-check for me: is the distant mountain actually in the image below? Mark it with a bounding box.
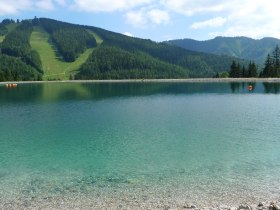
[0,18,248,81]
[166,36,280,65]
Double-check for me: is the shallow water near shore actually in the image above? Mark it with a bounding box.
[0,82,280,208]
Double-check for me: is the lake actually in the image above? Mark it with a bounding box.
[0,82,280,209]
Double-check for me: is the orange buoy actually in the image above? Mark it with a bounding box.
[6,83,18,88]
[248,85,253,91]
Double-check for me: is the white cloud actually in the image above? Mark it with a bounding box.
[0,0,66,15]
[161,0,224,16]
[35,0,55,10]
[72,0,152,12]
[126,10,147,28]
[123,32,133,37]
[191,17,227,29]
[0,0,32,15]
[160,0,280,38]
[148,9,169,25]
[125,8,170,27]
[1,0,280,39]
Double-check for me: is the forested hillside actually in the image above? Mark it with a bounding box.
[76,46,189,79]
[0,19,42,81]
[0,17,247,81]
[166,36,280,65]
[0,54,42,81]
[82,26,248,78]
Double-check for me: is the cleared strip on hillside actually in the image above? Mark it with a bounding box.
[30,27,93,80]
[88,30,103,45]
[0,36,4,43]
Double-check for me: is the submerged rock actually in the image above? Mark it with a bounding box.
[237,205,251,210]
[258,203,264,207]
[269,204,280,210]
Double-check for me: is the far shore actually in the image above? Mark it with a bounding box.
[1,78,280,85]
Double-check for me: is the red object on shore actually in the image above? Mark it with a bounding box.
[6,83,18,88]
[248,85,253,91]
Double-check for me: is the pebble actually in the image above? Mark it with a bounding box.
[269,204,280,210]
[237,205,251,210]
[258,203,264,207]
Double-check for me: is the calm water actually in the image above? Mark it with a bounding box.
[0,82,280,207]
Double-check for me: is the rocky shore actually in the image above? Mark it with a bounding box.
[1,195,279,210]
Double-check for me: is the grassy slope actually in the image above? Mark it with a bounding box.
[0,36,4,43]
[88,30,103,45]
[30,27,96,80]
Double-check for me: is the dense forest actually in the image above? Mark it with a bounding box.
[0,54,42,81]
[0,19,43,81]
[76,46,189,79]
[0,23,8,36]
[1,20,42,73]
[227,61,258,78]
[39,18,97,62]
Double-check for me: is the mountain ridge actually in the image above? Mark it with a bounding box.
[0,17,248,81]
[166,36,280,65]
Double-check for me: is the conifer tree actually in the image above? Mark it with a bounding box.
[262,54,274,77]
[242,65,247,78]
[248,61,257,77]
[273,45,280,77]
[229,61,239,78]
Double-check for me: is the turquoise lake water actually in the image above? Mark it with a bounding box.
[0,82,280,207]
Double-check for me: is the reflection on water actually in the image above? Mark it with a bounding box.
[263,82,280,93]
[229,82,256,93]
[1,82,280,104]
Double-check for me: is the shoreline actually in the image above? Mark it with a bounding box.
[1,78,280,85]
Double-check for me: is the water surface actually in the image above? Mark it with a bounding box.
[0,82,280,208]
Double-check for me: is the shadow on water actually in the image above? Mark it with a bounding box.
[0,84,44,104]
[263,82,280,94]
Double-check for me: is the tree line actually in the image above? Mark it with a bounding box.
[260,45,280,77]
[229,60,257,78]
[226,45,280,78]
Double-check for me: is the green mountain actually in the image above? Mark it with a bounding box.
[166,36,280,65]
[0,18,247,81]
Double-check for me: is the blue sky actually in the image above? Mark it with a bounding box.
[1,0,280,41]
